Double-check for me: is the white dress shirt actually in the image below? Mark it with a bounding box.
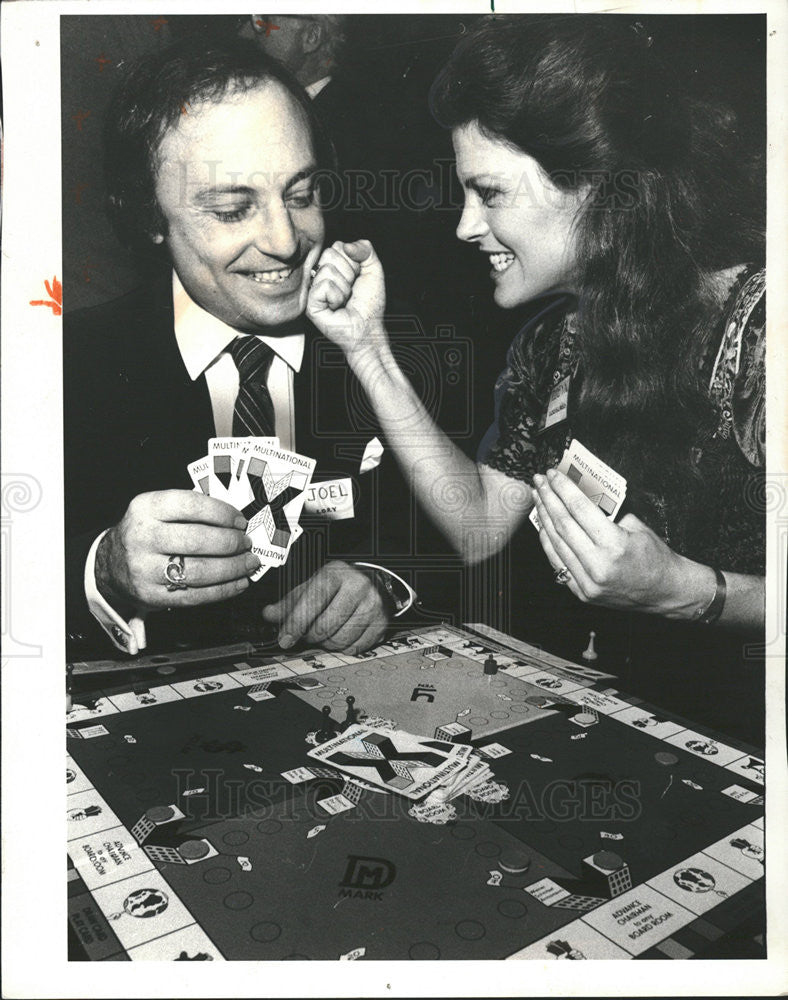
[84,273,410,655]
[172,272,304,448]
[86,272,305,653]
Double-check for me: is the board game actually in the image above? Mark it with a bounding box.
[66,624,765,962]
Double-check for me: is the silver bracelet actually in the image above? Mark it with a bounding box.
[353,562,417,617]
[693,568,727,625]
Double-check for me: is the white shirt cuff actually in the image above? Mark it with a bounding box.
[353,562,417,617]
[85,530,147,654]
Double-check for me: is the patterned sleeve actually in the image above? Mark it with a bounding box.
[731,289,765,468]
[477,302,566,483]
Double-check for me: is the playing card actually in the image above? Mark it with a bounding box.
[235,439,314,520]
[188,437,316,581]
[466,779,510,804]
[530,438,627,530]
[249,523,303,580]
[478,742,513,759]
[236,442,314,563]
[307,724,472,800]
[317,793,357,815]
[187,455,211,496]
[437,756,493,801]
[720,783,761,804]
[206,439,237,504]
[208,436,278,508]
[408,797,457,825]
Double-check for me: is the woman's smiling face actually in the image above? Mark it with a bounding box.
[452,121,587,308]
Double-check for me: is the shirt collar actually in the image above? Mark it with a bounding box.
[172,271,305,380]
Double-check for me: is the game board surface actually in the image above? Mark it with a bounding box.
[66,625,765,962]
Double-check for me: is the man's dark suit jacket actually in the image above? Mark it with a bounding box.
[64,271,458,658]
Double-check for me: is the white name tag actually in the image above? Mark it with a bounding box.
[303,477,355,520]
[543,375,571,430]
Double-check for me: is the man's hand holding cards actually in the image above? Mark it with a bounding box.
[188,436,315,582]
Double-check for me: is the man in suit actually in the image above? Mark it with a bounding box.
[64,41,422,661]
[241,14,391,244]
[243,14,347,100]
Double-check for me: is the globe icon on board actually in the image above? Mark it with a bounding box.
[123,887,169,918]
[673,867,716,893]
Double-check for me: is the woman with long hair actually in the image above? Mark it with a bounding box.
[306,15,765,735]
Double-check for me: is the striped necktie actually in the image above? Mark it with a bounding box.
[227,336,276,438]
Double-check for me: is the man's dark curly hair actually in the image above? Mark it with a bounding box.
[103,38,336,255]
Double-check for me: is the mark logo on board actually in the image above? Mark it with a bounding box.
[338,854,397,901]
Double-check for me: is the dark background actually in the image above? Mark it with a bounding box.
[61,13,767,743]
[60,11,766,450]
[61,13,765,311]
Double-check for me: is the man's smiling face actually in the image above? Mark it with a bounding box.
[153,79,325,332]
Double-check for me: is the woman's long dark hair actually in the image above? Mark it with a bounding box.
[431,15,764,495]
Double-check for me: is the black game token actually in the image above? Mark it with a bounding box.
[179,839,211,861]
[343,695,359,729]
[315,705,336,743]
[574,712,597,726]
[146,805,176,823]
[593,850,624,871]
[483,655,499,676]
[499,849,531,875]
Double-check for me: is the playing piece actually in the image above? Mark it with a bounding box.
[483,654,499,676]
[342,695,359,731]
[64,623,766,962]
[499,849,531,875]
[582,630,598,661]
[315,705,337,744]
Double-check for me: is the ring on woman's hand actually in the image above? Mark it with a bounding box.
[164,554,188,591]
[553,566,571,586]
